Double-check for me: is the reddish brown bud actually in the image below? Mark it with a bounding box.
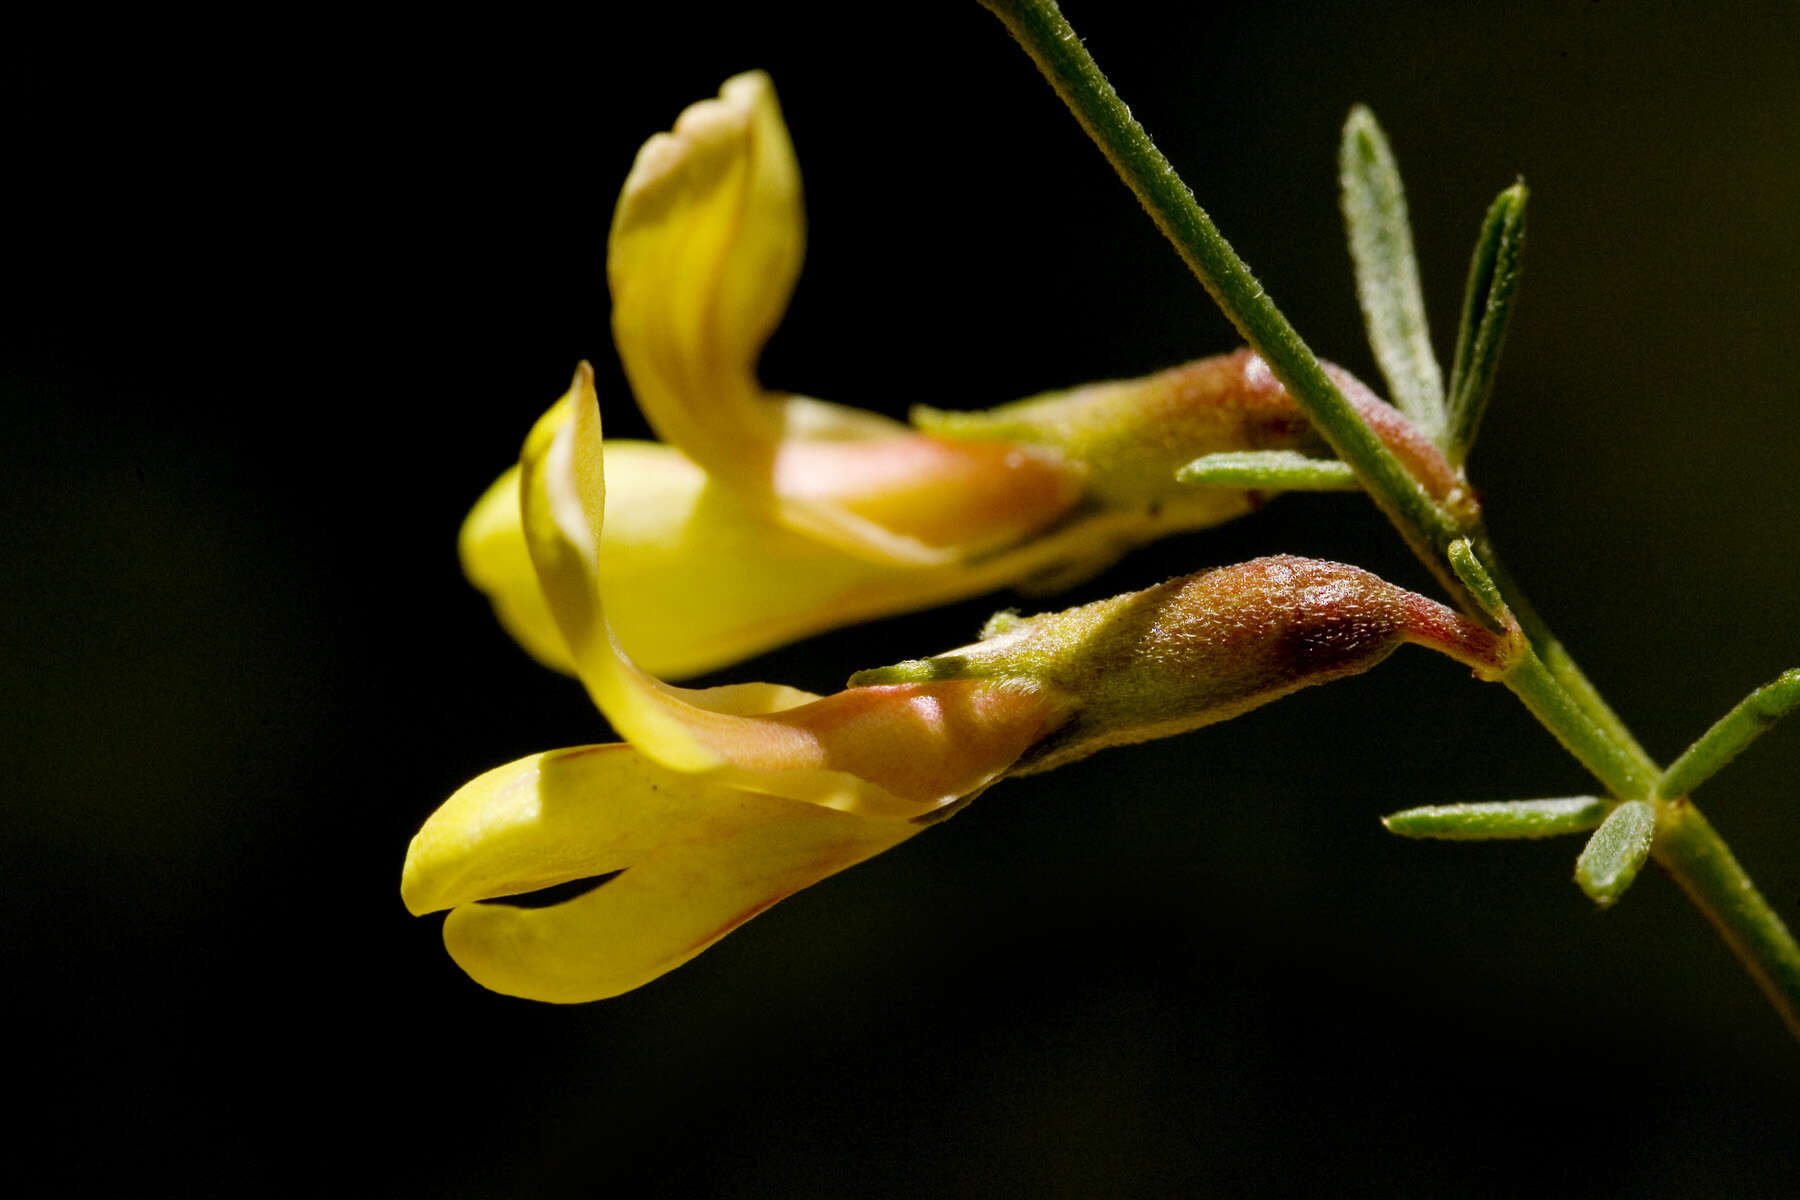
[914,348,1475,517]
[852,556,1509,775]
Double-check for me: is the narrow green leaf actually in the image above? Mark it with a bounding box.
[1383,796,1609,840]
[1339,105,1445,442]
[1174,450,1359,490]
[1659,668,1800,798]
[1574,800,1656,907]
[1446,182,1528,463]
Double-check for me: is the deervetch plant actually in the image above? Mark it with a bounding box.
[405,0,1800,1041]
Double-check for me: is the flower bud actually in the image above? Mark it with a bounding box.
[914,349,1471,512]
[852,555,1510,774]
[914,351,1323,508]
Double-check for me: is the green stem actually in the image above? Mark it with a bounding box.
[1500,647,1658,801]
[1655,801,1800,1039]
[983,0,1800,1038]
[977,0,1463,585]
[1447,536,1653,785]
[1471,531,1655,771]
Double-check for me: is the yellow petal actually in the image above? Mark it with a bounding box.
[607,71,973,567]
[467,433,1091,677]
[518,364,731,771]
[517,365,939,815]
[608,70,801,453]
[402,744,689,916]
[404,740,918,1002]
[462,430,843,697]
[772,433,1080,555]
[402,742,828,916]
[460,437,868,680]
[438,773,916,1003]
[458,463,576,674]
[470,401,1250,680]
[404,681,1064,1001]
[495,400,1249,684]
[465,347,1366,679]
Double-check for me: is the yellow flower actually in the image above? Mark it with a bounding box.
[458,72,1451,679]
[405,370,1507,1003]
[405,369,1073,1002]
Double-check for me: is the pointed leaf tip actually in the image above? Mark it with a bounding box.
[1446,181,1528,463]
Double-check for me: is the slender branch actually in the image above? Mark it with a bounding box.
[1466,532,1658,777]
[977,0,1466,592]
[1655,802,1800,1038]
[1500,648,1658,800]
[981,0,1800,1037]
[1448,537,1657,794]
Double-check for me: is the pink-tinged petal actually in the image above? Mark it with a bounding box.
[515,367,837,774]
[757,679,1072,818]
[405,682,1066,1000]
[773,434,1082,554]
[607,71,1048,566]
[517,365,1072,817]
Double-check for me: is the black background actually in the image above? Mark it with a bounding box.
[8,3,1800,1195]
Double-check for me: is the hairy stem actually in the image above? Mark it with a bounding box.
[981,0,1800,1038]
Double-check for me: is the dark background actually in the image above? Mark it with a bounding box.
[8,3,1800,1195]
